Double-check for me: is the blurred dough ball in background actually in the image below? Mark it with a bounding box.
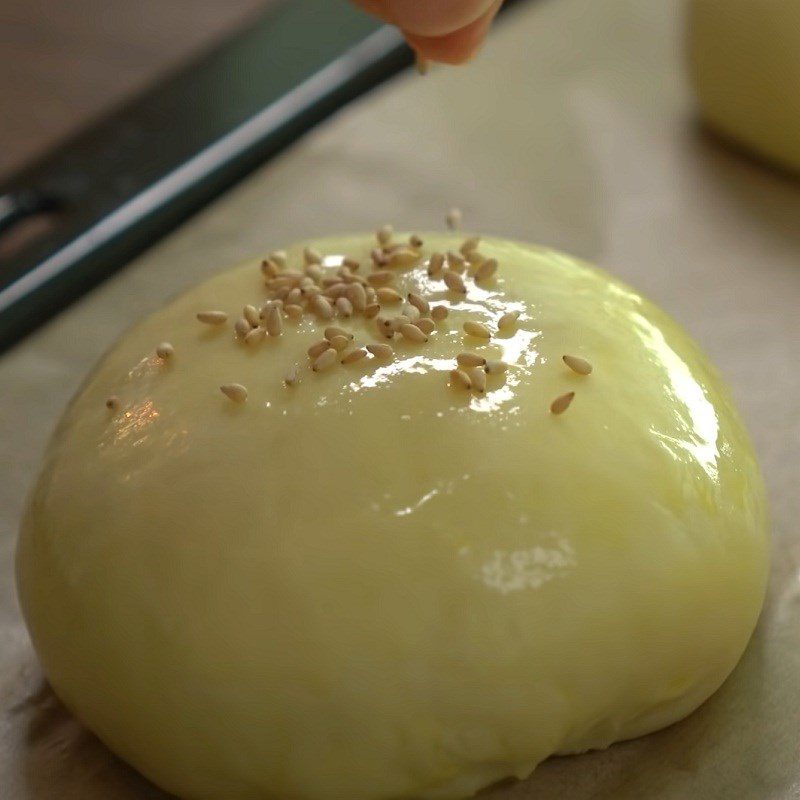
[688,0,800,174]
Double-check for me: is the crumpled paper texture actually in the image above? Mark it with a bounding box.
[1,0,798,797]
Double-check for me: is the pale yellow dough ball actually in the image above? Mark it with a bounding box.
[689,0,800,173]
[16,234,768,800]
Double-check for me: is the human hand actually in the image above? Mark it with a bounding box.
[352,0,503,64]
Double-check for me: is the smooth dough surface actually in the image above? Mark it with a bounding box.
[16,234,768,800]
[689,0,800,173]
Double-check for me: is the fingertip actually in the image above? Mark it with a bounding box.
[405,1,500,65]
[389,0,496,37]
[407,35,480,66]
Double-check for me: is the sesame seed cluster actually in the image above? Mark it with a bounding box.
[105,211,592,415]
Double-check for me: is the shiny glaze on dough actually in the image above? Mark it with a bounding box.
[17,235,768,800]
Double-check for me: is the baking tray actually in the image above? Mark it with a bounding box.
[1,0,799,797]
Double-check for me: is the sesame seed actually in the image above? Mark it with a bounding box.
[550,391,575,415]
[366,342,393,360]
[376,316,392,336]
[427,252,445,278]
[341,271,364,285]
[284,287,302,307]
[457,352,486,368]
[308,339,331,358]
[324,326,352,341]
[221,383,248,403]
[364,303,381,319]
[343,256,361,271]
[244,327,266,345]
[402,303,421,322]
[365,286,378,304]
[376,287,402,304]
[371,247,388,266]
[399,323,428,343]
[284,365,300,386]
[409,234,423,248]
[105,395,121,410]
[329,335,350,352]
[475,258,498,282]
[388,248,419,268]
[341,347,368,364]
[284,304,304,319]
[431,305,449,322]
[266,277,293,291]
[156,342,174,359]
[463,320,492,339]
[443,270,467,294]
[266,280,289,296]
[367,270,395,287]
[305,263,324,283]
[446,208,462,230]
[468,367,487,394]
[407,292,430,316]
[563,355,593,375]
[465,250,485,266]
[269,250,287,268]
[196,310,228,325]
[324,282,348,299]
[497,310,520,330]
[460,236,480,255]
[303,246,322,265]
[484,360,507,375]
[243,305,260,327]
[449,369,471,390]
[267,278,296,292]
[347,282,367,313]
[377,224,393,246]
[259,300,276,319]
[336,297,354,318]
[447,251,466,272]
[312,348,338,372]
[265,306,283,337]
[310,294,334,320]
[261,259,279,279]
[234,317,251,337]
[415,317,435,335]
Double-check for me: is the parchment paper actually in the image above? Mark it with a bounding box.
[2,0,799,797]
